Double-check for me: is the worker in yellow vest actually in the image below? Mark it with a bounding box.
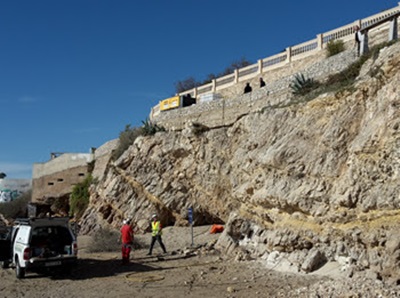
[147,214,167,255]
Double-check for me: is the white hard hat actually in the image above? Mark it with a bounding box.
[152,214,157,218]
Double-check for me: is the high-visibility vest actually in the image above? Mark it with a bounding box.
[151,221,162,236]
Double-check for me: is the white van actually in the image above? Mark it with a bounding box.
[0,217,78,278]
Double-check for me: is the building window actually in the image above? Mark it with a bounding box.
[57,178,64,182]
[48,182,54,186]
[78,173,85,177]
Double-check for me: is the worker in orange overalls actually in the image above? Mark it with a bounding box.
[120,218,134,264]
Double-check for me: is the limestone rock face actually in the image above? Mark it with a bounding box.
[80,43,400,279]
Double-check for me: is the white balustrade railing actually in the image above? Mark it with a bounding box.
[216,73,235,88]
[291,39,319,58]
[238,64,259,81]
[151,3,400,119]
[262,52,287,69]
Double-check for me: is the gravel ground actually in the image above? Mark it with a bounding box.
[1,225,399,298]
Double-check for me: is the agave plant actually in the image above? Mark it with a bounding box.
[290,73,319,96]
[141,118,166,136]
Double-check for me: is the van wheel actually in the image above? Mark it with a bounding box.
[15,257,25,279]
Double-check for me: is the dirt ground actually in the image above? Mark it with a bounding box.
[0,225,335,298]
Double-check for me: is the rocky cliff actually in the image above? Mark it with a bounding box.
[81,42,400,282]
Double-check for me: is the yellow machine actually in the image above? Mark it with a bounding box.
[159,96,181,111]
[159,94,196,112]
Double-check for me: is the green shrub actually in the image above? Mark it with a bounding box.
[191,122,210,136]
[326,39,345,57]
[290,73,320,96]
[141,118,165,136]
[69,175,93,220]
[51,196,70,216]
[325,40,396,88]
[112,120,166,161]
[325,58,364,87]
[271,40,398,109]
[112,124,143,160]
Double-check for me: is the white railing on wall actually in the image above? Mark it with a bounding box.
[262,52,287,68]
[291,39,319,57]
[361,8,400,28]
[151,3,400,119]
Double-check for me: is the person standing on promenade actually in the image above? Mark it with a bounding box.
[244,82,252,94]
[259,77,266,88]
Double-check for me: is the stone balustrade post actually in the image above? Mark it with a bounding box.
[212,79,216,92]
[286,47,292,63]
[389,17,398,41]
[234,69,239,83]
[258,59,263,74]
[317,34,323,49]
[360,31,369,56]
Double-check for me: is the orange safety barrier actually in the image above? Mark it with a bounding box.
[210,224,224,234]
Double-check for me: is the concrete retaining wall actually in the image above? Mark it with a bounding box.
[153,49,357,130]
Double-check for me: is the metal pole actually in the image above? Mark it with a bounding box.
[188,207,194,246]
[191,222,194,246]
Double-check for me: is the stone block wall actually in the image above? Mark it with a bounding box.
[33,153,93,179]
[218,50,327,100]
[153,49,358,131]
[32,165,89,203]
[30,140,120,204]
[32,153,94,203]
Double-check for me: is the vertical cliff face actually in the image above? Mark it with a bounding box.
[81,42,400,278]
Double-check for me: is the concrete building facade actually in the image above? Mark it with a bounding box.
[32,152,94,203]
[31,139,119,205]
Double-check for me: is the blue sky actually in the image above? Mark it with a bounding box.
[1,0,398,179]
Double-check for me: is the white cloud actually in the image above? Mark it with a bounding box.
[0,162,32,179]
